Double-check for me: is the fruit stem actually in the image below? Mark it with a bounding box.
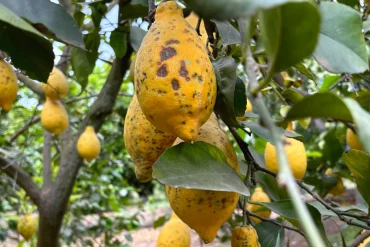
[244,46,325,247]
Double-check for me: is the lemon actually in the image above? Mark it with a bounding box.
[264,137,307,180]
[346,128,364,151]
[246,187,271,223]
[231,225,261,247]
[17,214,37,241]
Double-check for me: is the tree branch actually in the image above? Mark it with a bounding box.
[9,116,41,143]
[0,156,41,207]
[42,131,53,188]
[297,180,370,230]
[348,231,370,247]
[17,73,44,97]
[8,93,133,143]
[243,46,325,246]
[230,125,370,230]
[81,0,119,31]
[247,211,306,237]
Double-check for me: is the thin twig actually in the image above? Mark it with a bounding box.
[17,73,44,97]
[348,231,370,247]
[148,0,155,13]
[230,126,370,229]
[297,180,370,229]
[245,45,325,246]
[0,156,41,206]
[246,210,306,237]
[8,93,133,143]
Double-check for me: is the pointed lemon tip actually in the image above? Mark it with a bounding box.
[1,103,12,112]
[179,128,199,142]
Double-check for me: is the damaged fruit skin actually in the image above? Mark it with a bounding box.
[231,225,261,247]
[135,1,217,142]
[124,95,176,182]
[166,114,239,244]
[0,59,18,111]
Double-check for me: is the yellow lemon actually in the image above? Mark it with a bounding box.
[166,114,239,243]
[231,225,261,247]
[135,1,217,141]
[77,125,101,161]
[124,95,176,182]
[0,59,18,111]
[264,137,307,180]
[246,187,271,223]
[237,99,253,121]
[346,128,364,151]
[157,218,191,247]
[41,67,69,100]
[324,168,345,196]
[41,98,69,135]
[17,214,37,241]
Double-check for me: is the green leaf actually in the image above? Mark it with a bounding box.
[258,200,330,245]
[153,216,167,229]
[1,0,84,48]
[74,11,85,28]
[337,0,358,7]
[213,57,241,127]
[342,98,370,154]
[319,75,341,92]
[234,77,247,118]
[322,130,345,164]
[259,1,320,78]
[211,20,241,46]
[71,31,100,90]
[287,94,370,153]
[281,89,304,105]
[243,122,302,144]
[286,92,352,122]
[89,1,107,28]
[287,97,369,147]
[255,221,285,247]
[152,142,249,196]
[0,3,54,82]
[184,0,307,20]
[256,171,290,201]
[294,63,316,82]
[313,2,368,73]
[343,150,370,214]
[130,26,147,52]
[309,201,337,217]
[110,28,128,58]
[121,0,148,20]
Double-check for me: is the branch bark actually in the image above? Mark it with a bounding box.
[348,231,370,247]
[17,73,44,97]
[36,47,133,247]
[0,156,41,207]
[42,131,53,188]
[36,10,133,243]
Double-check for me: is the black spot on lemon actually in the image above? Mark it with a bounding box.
[160,47,177,61]
[179,61,190,81]
[165,39,180,45]
[157,64,168,77]
[171,79,179,90]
